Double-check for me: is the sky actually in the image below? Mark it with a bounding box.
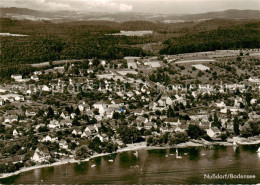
[0,0,259,14]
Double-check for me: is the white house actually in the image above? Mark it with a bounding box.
[31,75,39,81]
[0,98,4,106]
[78,104,90,112]
[11,74,23,81]
[93,101,109,116]
[216,101,226,108]
[206,127,221,138]
[13,129,19,137]
[42,85,51,92]
[4,115,18,123]
[41,135,58,143]
[48,120,60,129]
[248,77,260,83]
[31,148,50,163]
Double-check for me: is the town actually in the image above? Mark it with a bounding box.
[0,49,259,176]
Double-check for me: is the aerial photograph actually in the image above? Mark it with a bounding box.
[0,0,259,184]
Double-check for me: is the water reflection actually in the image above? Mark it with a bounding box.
[74,162,88,174]
[147,149,166,157]
[188,147,200,161]
[241,145,259,153]
[234,147,240,159]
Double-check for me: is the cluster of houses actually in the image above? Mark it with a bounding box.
[0,54,259,165]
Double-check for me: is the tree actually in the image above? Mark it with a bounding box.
[170,132,188,145]
[75,145,92,160]
[117,126,143,144]
[187,125,206,139]
[167,106,175,118]
[212,112,221,128]
[72,117,80,126]
[233,116,240,135]
[47,107,54,118]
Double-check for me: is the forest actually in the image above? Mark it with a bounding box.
[0,18,259,81]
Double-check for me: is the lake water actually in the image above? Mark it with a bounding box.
[1,145,260,184]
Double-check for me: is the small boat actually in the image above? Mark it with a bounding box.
[91,164,96,168]
[108,159,113,162]
[201,153,206,156]
[133,151,138,157]
[257,147,260,153]
[176,149,182,159]
[165,155,169,157]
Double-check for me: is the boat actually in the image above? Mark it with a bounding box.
[165,155,169,157]
[91,164,96,168]
[257,147,260,153]
[133,151,138,157]
[176,149,182,159]
[108,159,113,162]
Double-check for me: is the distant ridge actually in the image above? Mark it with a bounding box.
[0,7,259,22]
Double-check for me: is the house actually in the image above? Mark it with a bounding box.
[53,66,65,73]
[164,118,181,126]
[93,101,109,116]
[96,134,104,142]
[111,99,124,107]
[101,60,106,66]
[34,71,42,75]
[136,116,149,125]
[78,104,90,112]
[6,110,23,116]
[4,115,18,123]
[216,101,226,108]
[178,124,189,132]
[11,74,23,81]
[13,129,19,137]
[134,108,146,116]
[199,122,210,130]
[0,86,9,93]
[0,98,4,106]
[60,119,72,127]
[31,148,51,163]
[157,99,166,107]
[41,135,58,143]
[42,85,51,92]
[143,122,154,130]
[72,129,82,136]
[105,108,114,119]
[206,127,221,138]
[248,77,260,83]
[94,123,102,132]
[60,112,70,119]
[31,75,39,81]
[59,140,68,149]
[85,125,96,133]
[147,61,161,68]
[86,110,94,117]
[127,61,137,69]
[81,130,91,138]
[48,120,60,129]
[160,127,173,133]
[25,109,37,117]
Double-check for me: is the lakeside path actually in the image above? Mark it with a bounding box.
[1,138,259,179]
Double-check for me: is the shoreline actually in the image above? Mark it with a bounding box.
[0,139,259,180]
